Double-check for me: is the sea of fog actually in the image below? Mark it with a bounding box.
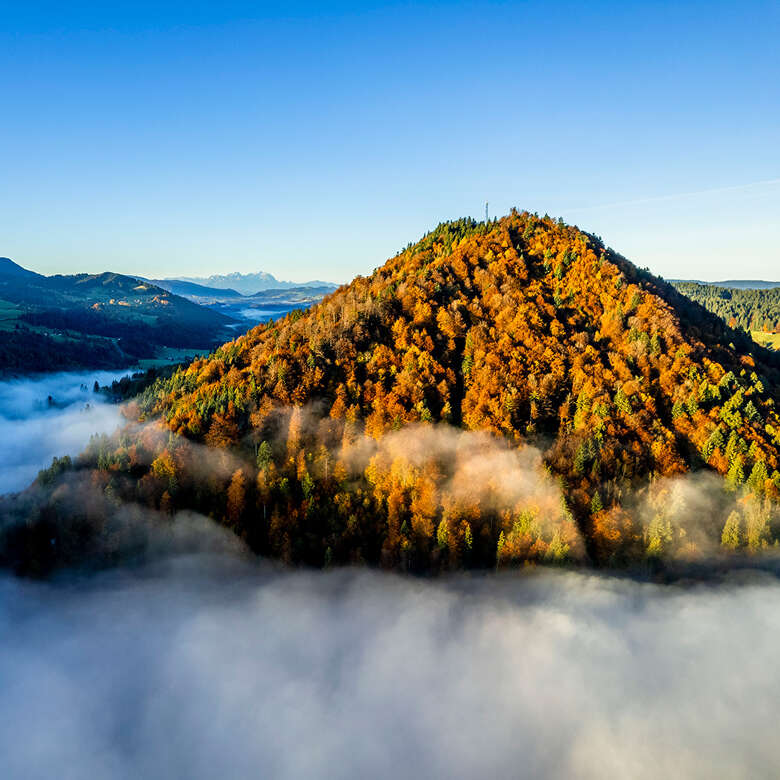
[238,307,285,321]
[1,529,779,780]
[0,370,130,494]
[2,371,780,778]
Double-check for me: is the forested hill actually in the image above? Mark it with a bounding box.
[671,281,780,337]
[671,279,780,291]
[4,211,780,574]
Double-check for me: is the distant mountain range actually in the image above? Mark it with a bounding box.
[168,271,338,296]
[149,278,244,299]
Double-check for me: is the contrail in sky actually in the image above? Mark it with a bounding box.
[565,177,780,213]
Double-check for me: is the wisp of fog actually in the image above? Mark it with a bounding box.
[2,533,779,779]
[0,370,129,494]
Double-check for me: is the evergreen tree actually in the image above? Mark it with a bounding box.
[747,460,769,495]
[726,456,745,490]
[721,511,742,550]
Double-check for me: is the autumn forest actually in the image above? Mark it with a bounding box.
[4,211,780,574]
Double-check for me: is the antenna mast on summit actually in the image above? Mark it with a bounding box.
[485,201,489,222]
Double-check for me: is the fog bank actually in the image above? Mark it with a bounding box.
[0,370,129,494]
[2,550,779,779]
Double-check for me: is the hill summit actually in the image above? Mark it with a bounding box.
[0,257,41,279]
[4,211,780,573]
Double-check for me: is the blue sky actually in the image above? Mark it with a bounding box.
[1,1,778,282]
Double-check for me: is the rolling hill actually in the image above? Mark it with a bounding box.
[0,259,235,373]
[3,211,780,574]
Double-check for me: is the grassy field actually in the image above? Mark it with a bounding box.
[134,345,212,370]
[0,299,23,331]
[752,331,780,351]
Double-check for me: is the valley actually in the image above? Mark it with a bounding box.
[0,258,234,374]
[0,258,335,375]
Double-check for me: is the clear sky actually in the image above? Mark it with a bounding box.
[1,1,778,283]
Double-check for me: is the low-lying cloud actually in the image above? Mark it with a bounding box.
[0,370,129,494]
[2,537,779,779]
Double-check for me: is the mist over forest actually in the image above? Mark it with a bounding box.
[2,531,779,780]
[0,371,128,494]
